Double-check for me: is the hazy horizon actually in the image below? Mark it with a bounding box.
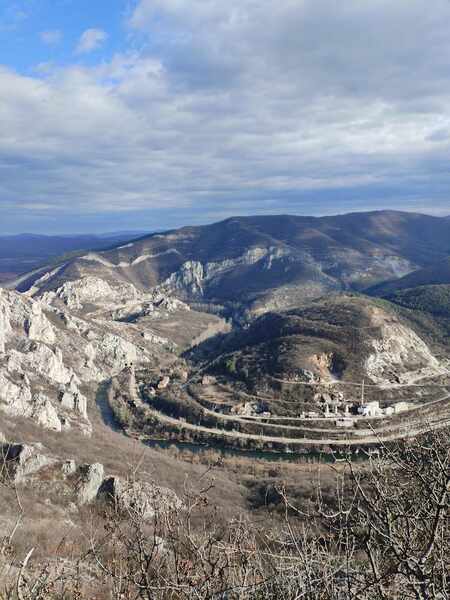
[1,206,449,237]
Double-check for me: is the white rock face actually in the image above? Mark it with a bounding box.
[33,393,62,432]
[85,333,138,373]
[41,276,140,310]
[0,289,55,346]
[7,344,74,384]
[27,302,56,344]
[0,298,12,353]
[0,373,62,431]
[205,247,271,278]
[163,261,205,295]
[77,463,105,505]
[0,289,90,434]
[160,248,288,297]
[366,322,443,386]
[59,376,88,419]
[0,372,33,416]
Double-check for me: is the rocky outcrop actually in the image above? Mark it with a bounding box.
[40,276,141,311]
[85,333,138,373]
[59,376,88,420]
[7,343,74,384]
[0,288,55,347]
[159,250,280,298]
[162,261,205,296]
[111,292,189,324]
[0,373,62,431]
[98,477,182,519]
[0,287,153,435]
[32,393,63,432]
[0,443,55,483]
[0,297,12,353]
[77,463,105,505]
[61,459,77,477]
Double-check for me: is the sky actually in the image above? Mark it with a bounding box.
[0,0,450,234]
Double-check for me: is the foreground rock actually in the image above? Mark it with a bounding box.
[0,442,55,483]
[77,463,105,505]
[98,476,183,519]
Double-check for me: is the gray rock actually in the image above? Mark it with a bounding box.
[77,463,104,505]
[0,443,54,482]
[61,459,77,477]
[98,476,182,520]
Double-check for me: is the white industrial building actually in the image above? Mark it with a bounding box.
[392,401,409,413]
[357,400,382,417]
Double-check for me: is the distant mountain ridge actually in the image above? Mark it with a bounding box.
[9,211,450,314]
[0,232,148,283]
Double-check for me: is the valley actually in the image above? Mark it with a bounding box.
[1,210,450,597]
[2,211,450,456]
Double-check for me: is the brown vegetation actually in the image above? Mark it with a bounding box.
[0,428,448,599]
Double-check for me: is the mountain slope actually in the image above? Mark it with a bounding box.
[384,285,450,318]
[13,211,450,315]
[368,257,450,296]
[193,295,447,392]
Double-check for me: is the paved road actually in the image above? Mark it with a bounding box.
[128,372,450,447]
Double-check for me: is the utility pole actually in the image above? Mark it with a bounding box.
[361,378,365,406]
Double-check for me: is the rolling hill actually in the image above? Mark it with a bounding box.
[192,294,448,392]
[384,285,450,318]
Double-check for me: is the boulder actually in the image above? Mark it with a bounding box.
[77,463,104,505]
[33,393,62,432]
[59,376,88,419]
[98,477,182,519]
[61,459,77,477]
[0,443,54,482]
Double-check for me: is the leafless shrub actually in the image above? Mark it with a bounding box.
[1,427,448,599]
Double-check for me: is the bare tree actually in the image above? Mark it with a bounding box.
[1,428,448,599]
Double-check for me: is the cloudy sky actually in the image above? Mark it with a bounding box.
[1,0,450,234]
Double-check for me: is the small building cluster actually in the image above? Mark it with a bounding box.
[357,400,410,417]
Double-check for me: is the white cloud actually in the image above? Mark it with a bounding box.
[2,0,450,230]
[40,30,62,45]
[75,28,108,54]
